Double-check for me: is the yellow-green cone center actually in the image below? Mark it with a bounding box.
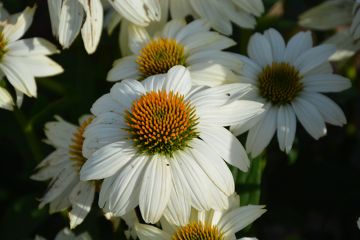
[172,222,224,240]
[257,62,303,105]
[69,117,94,172]
[0,32,7,60]
[125,90,198,157]
[136,38,186,78]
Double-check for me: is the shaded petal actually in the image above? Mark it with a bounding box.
[247,33,272,67]
[276,104,296,153]
[2,6,35,42]
[107,56,141,81]
[0,87,14,110]
[135,223,170,240]
[302,74,351,93]
[7,37,59,56]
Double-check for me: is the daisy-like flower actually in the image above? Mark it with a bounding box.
[299,0,360,60]
[31,115,97,229]
[164,0,264,35]
[47,0,160,54]
[81,66,264,224]
[230,28,351,157]
[0,5,63,107]
[135,194,266,240]
[107,19,244,87]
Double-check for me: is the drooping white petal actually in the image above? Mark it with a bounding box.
[135,223,171,240]
[301,92,347,126]
[58,0,84,49]
[100,155,147,215]
[276,104,297,153]
[139,156,172,224]
[291,97,327,140]
[48,0,61,37]
[90,93,123,115]
[246,106,277,157]
[163,167,191,226]
[173,150,228,211]
[170,0,194,19]
[80,141,137,180]
[69,182,95,229]
[79,0,103,54]
[199,125,249,172]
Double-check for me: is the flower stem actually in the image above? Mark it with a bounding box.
[13,107,43,162]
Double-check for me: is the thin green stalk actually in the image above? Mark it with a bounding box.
[13,107,43,162]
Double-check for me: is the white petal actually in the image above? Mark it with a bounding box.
[135,223,170,240]
[164,66,191,95]
[0,87,14,110]
[263,28,286,62]
[294,44,336,75]
[143,74,167,92]
[58,0,84,49]
[0,56,37,97]
[276,104,296,153]
[128,24,151,54]
[218,205,266,238]
[301,92,346,126]
[44,115,77,148]
[139,156,172,224]
[14,55,63,77]
[163,168,191,226]
[161,19,187,39]
[190,0,232,35]
[247,33,273,67]
[48,0,61,37]
[199,125,249,172]
[100,155,147,215]
[302,74,351,93]
[69,182,95,229]
[173,150,228,211]
[107,56,141,81]
[246,106,277,157]
[175,19,211,42]
[79,0,103,54]
[2,6,35,42]
[110,80,145,110]
[291,97,327,139]
[182,32,235,53]
[189,139,235,195]
[80,141,137,180]
[7,38,59,56]
[90,93,123,115]
[284,31,313,63]
[199,100,264,127]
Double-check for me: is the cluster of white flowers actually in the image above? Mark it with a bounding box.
[0,0,354,238]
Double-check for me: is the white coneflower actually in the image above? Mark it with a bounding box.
[0,5,63,108]
[81,66,264,224]
[31,115,97,229]
[107,19,244,87]
[135,194,266,240]
[47,0,160,54]
[230,28,351,157]
[163,0,264,35]
[299,0,360,60]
